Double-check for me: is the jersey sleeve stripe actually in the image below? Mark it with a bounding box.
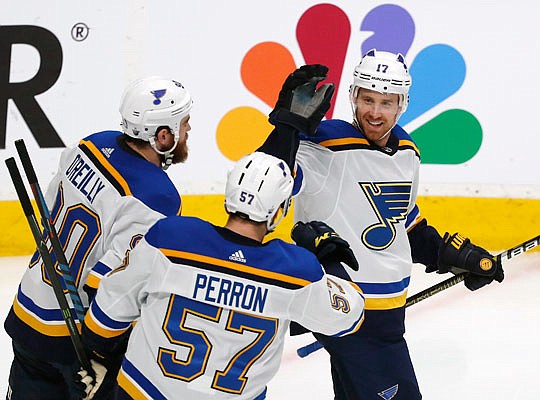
[84,301,131,338]
[331,310,365,337]
[79,139,132,196]
[160,248,311,289]
[85,273,101,290]
[91,261,113,275]
[118,358,167,400]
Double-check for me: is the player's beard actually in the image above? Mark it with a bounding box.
[172,137,188,164]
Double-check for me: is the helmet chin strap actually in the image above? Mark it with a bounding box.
[149,130,179,170]
[161,153,173,170]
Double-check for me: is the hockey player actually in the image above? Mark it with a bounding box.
[73,151,365,399]
[258,55,504,399]
[4,76,194,399]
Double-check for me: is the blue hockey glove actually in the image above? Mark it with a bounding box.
[437,232,504,291]
[291,221,359,271]
[268,64,334,135]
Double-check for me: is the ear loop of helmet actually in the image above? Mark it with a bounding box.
[148,128,180,170]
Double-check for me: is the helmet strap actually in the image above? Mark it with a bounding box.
[148,129,180,170]
[266,197,291,232]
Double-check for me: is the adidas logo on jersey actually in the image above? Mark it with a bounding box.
[101,147,115,158]
[229,250,246,263]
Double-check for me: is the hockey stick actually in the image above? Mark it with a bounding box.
[6,157,92,371]
[14,139,86,323]
[297,233,540,358]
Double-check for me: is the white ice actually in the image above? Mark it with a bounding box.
[1,253,539,399]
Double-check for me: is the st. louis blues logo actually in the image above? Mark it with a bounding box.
[360,182,412,250]
[151,89,167,105]
[378,384,399,399]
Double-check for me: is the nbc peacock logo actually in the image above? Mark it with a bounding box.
[215,3,482,164]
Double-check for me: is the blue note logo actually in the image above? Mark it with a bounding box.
[151,89,167,105]
[360,182,411,250]
[378,383,399,399]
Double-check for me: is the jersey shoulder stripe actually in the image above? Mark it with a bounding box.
[302,119,368,151]
[79,131,181,216]
[146,216,324,286]
[162,248,310,290]
[301,120,420,158]
[79,134,130,196]
[393,124,420,158]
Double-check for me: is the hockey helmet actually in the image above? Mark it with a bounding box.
[350,49,412,114]
[119,76,192,141]
[225,152,293,232]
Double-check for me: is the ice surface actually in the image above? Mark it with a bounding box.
[1,253,538,399]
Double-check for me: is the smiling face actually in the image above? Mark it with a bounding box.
[354,88,401,147]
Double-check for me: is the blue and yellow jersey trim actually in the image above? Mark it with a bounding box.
[161,248,312,290]
[79,138,133,197]
[85,261,113,290]
[13,288,81,337]
[316,136,419,158]
[358,277,410,310]
[398,139,420,157]
[84,300,131,338]
[118,358,167,400]
[79,131,182,216]
[304,120,420,158]
[405,205,422,231]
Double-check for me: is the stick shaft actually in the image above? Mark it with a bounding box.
[5,157,91,371]
[297,233,540,357]
[14,139,86,323]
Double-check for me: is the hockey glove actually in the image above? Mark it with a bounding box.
[268,64,335,135]
[70,359,107,400]
[291,221,359,271]
[437,232,504,291]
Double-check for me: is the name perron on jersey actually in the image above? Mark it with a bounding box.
[4,130,182,363]
[84,216,365,399]
[293,119,423,311]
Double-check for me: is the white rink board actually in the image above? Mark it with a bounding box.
[1,1,540,199]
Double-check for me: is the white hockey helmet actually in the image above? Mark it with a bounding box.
[350,49,412,114]
[119,76,192,140]
[225,152,293,232]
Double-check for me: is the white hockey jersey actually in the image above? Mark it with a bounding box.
[4,130,182,363]
[84,216,365,399]
[293,119,422,311]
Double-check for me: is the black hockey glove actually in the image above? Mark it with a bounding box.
[268,64,335,135]
[437,232,504,291]
[291,221,359,271]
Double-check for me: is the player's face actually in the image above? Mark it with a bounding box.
[172,115,191,163]
[354,89,400,145]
